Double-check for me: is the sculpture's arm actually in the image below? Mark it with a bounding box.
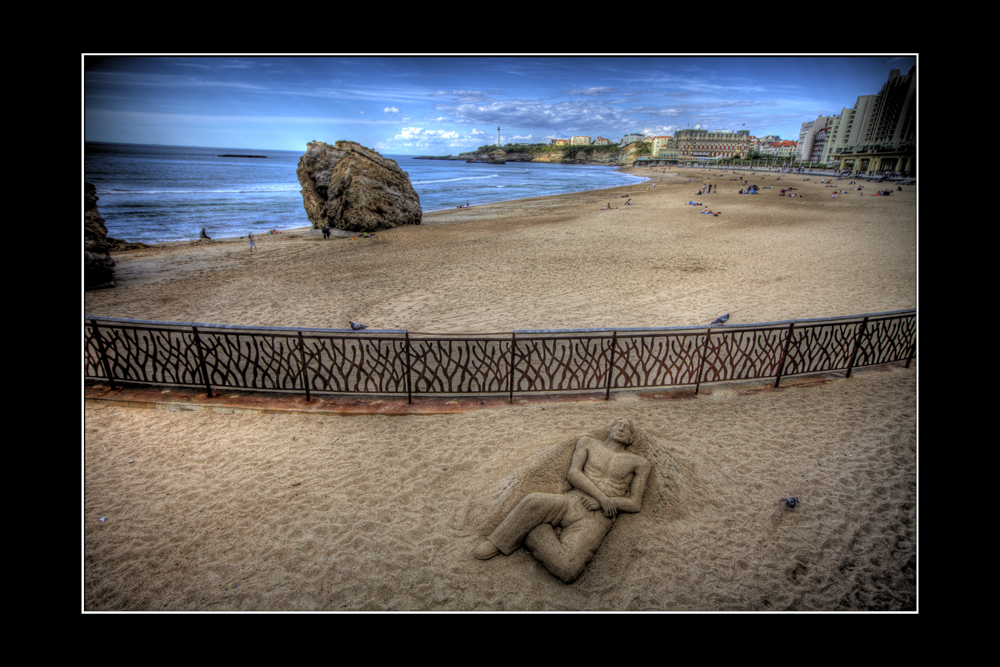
[567,438,608,504]
[609,457,652,514]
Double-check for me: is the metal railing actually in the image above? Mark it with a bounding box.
[85,309,916,402]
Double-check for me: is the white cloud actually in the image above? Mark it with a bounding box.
[395,127,459,141]
[386,126,489,152]
[436,99,634,133]
[384,106,399,113]
[564,86,618,96]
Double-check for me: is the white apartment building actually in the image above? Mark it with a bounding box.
[571,136,591,145]
[798,115,838,164]
[651,136,673,157]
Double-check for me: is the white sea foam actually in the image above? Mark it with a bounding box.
[412,175,499,185]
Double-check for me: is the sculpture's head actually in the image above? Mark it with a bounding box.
[608,417,635,446]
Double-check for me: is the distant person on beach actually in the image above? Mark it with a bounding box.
[248,232,257,251]
[200,228,211,241]
[322,226,331,239]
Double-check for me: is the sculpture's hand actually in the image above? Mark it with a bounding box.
[599,496,619,519]
[580,495,600,512]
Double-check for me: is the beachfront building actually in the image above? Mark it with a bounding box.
[651,136,670,155]
[621,133,646,145]
[673,128,751,163]
[772,141,798,157]
[756,140,797,159]
[797,115,838,165]
[829,67,916,175]
[650,135,681,160]
[571,136,591,145]
[593,137,613,145]
[550,138,570,145]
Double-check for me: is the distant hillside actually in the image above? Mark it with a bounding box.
[449,142,650,166]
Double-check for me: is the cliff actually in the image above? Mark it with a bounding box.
[84,183,116,289]
[418,142,648,167]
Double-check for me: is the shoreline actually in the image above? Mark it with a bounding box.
[101,164,651,247]
[87,164,915,332]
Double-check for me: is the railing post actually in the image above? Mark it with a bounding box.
[405,331,413,405]
[297,330,311,402]
[90,319,117,391]
[774,321,795,388]
[190,326,213,398]
[605,330,618,400]
[509,332,516,404]
[695,328,711,395]
[904,314,916,368]
[845,317,868,378]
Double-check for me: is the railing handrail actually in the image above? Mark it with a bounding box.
[85,308,915,337]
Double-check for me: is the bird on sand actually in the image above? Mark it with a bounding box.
[784,497,799,509]
[711,313,730,325]
[350,321,367,330]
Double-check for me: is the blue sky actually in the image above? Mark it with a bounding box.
[83,55,917,154]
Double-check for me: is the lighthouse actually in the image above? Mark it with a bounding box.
[497,126,500,146]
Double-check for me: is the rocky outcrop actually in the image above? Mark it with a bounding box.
[447,147,634,166]
[106,237,150,251]
[296,141,422,233]
[85,182,116,289]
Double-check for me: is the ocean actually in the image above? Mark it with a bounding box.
[84,142,648,245]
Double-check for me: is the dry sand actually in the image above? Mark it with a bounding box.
[83,167,917,611]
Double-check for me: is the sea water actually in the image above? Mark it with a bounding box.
[84,142,648,245]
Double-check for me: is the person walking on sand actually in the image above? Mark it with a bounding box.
[248,232,257,252]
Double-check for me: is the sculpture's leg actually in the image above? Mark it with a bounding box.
[523,507,613,583]
[483,493,570,556]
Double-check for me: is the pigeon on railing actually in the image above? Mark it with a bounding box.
[350,321,367,330]
[711,313,730,325]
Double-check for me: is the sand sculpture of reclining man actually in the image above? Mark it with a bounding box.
[474,417,652,583]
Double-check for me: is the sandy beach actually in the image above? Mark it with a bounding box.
[84,167,917,611]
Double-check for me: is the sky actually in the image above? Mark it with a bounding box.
[83,55,917,154]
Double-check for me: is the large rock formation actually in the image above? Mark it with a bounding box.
[296,141,422,233]
[85,182,116,289]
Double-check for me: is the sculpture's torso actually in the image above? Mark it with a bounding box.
[581,439,640,498]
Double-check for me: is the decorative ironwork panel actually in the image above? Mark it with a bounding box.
[303,336,408,394]
[409,338,511,394]
[700,327,787,383]
[611,332,705,388]
[85,311,915,398]
[87,324,202,386]
[513,336,612,392]
[84,324,105,378]
[854,314,916,367]
[195,331,302,391]
[782,322,860,376]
